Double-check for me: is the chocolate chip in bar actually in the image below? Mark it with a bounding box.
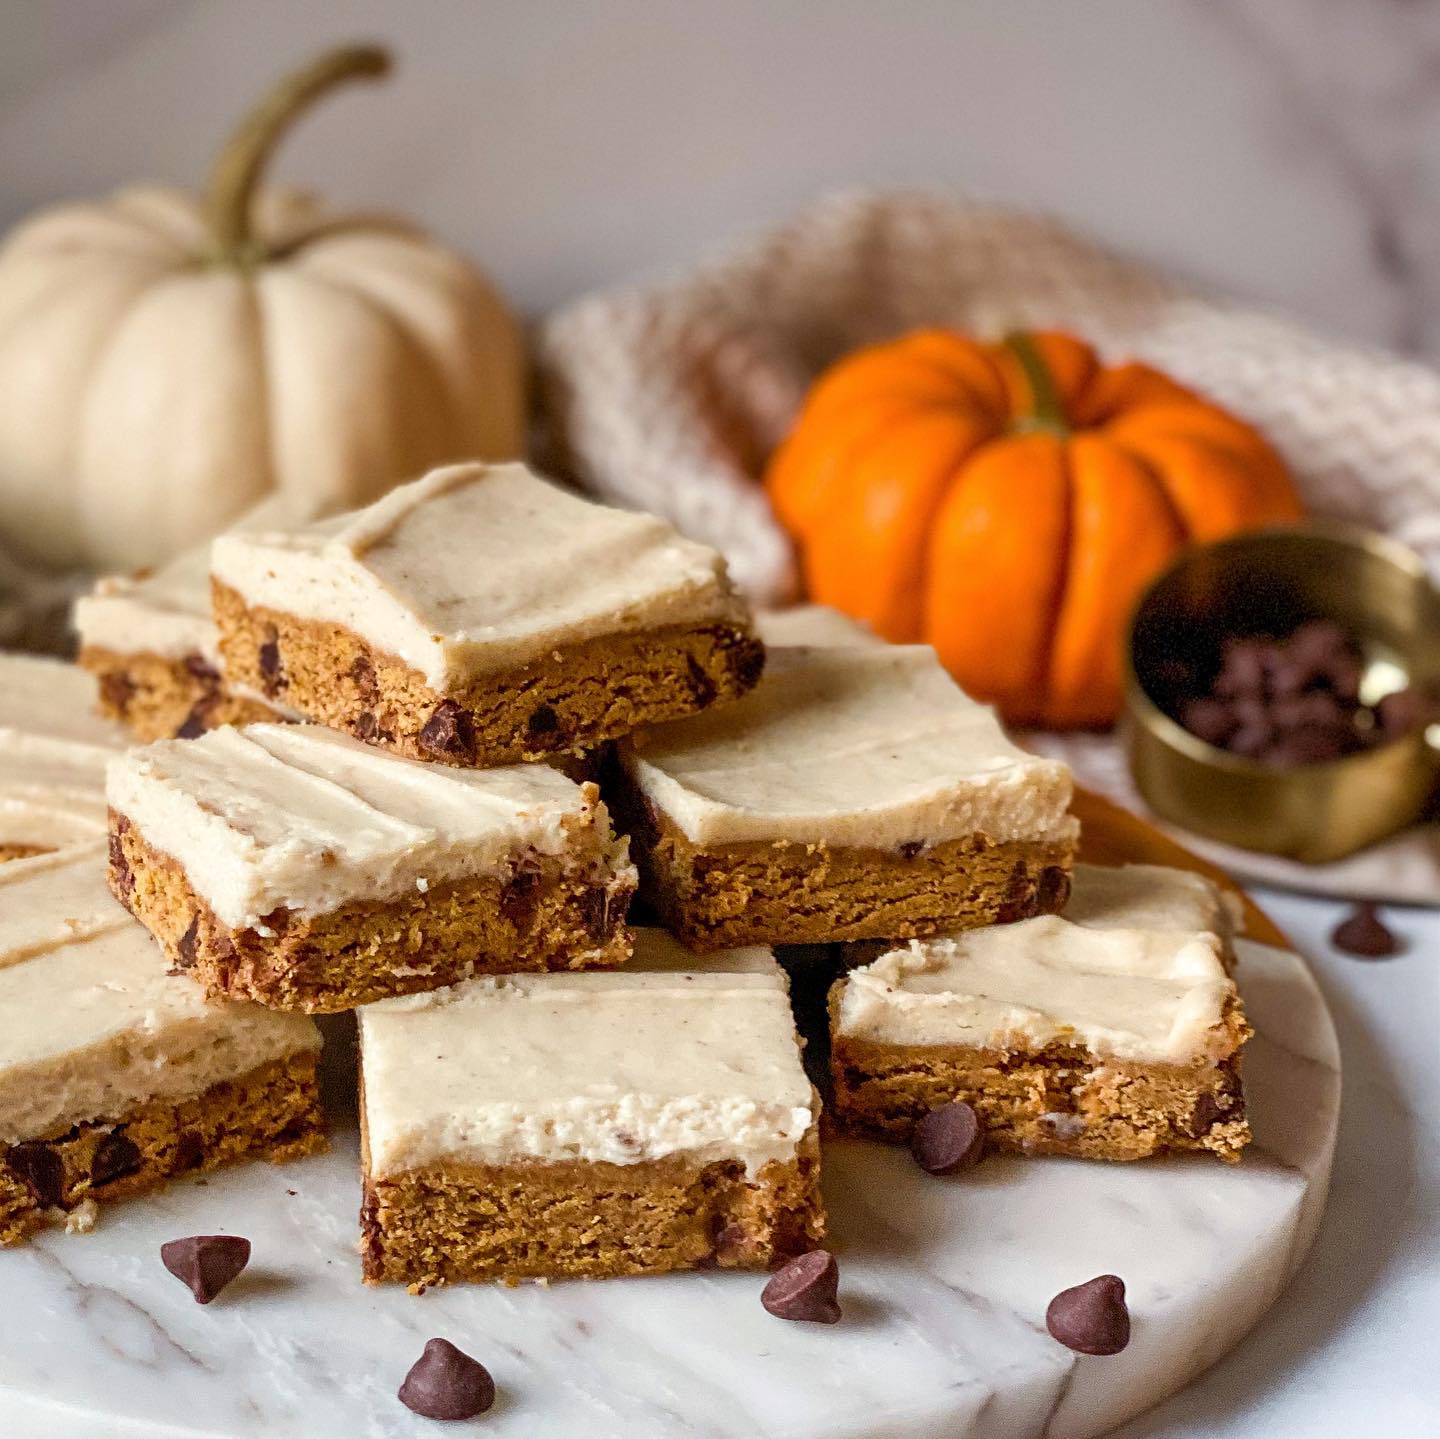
[160,1234,252,1304]
[419,699,477,764]
[1331,901,1401,959]
[91,1128,141,1186]
[398,1338,496,1421]
[1046,1274,1131,1355]
[7,1141,63,1208]
[911,1102,985,1176]
[761,1249,842,1324]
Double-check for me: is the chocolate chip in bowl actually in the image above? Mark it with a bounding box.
[1125,522,1440,862]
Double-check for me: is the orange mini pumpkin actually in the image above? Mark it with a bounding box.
[765,329,1304,728]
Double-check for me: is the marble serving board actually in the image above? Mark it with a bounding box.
[0,803,1340,1439]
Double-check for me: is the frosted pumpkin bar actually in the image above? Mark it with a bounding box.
[209,462,765,766]
[0,654,127,860]
[0,845,324,1245]
[358,929,824,1287]
[611,644,1078,948]
[76,540,283,743]
[829,863,1252,1163]
[106,724,635,1013]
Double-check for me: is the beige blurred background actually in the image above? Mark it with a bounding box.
[1,0,1437,349]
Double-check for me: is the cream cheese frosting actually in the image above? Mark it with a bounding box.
[624,644,1076,849]
[75,492,337,665]
[107,723,630,929]
[359,929,816,1179]
[0,846,319,1144]
[835,864,1239,1065]
[210,462,750,689]
[1062,862,1235,949]
[73,543,216,664]
[0,655,127,850]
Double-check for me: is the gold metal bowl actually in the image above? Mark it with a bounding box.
[1124,521,1440,863]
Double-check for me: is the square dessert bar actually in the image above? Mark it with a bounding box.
[829,863,1252,1163]
[107,723,636,1013]
[209,462,765,767]
[612,644,1078,948]
[77,540,283,743]
[0,845,324,1244]
[0,654,128,861]
[358,929,824,1287]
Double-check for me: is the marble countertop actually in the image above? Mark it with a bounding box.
[1113,886,1439,1438]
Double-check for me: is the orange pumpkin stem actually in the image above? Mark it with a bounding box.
[205,43,392,266]
[1002,332,1070,437]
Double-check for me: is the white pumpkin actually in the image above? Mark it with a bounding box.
[0,46,526,570]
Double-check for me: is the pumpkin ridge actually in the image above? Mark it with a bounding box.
[288,261,466,439]
[1105,434,1194,542]
[1035,435,1078,719]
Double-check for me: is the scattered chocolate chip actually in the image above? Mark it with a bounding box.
[911,1102,985,1175]
[7,1142,63,1208]
[581,884,621,941]
[183,653,221,686]
[1036,865,1071,913]
[685,655,718,707]
[761,1249,841,1323]
[353,711,379,742]
[160,1234,251,1304]
[526,703,559,740]
[175,701,211,741]
[419,700,476,764]
[709,1220,750,1263]
[499,866,541,928]
[898,840,924,860]
[1331,901,1400,958]
[1179,697,1235,745]
[1046,1274,1131,1355]
[398,1338,496,1421]
[734,638,767,690]
[99,670,136,715]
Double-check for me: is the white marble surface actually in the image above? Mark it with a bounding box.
[0,936,1339,1439]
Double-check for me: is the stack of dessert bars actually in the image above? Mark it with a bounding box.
[0,460,1251,1284]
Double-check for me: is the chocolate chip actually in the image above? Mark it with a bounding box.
[257,636,285,696]
[7,1142,63,1208]
[1179,697,1235,746]
[760,1249,842,1323]
[526,703,559,740]
[175,701,211,741]
[1186,1092,1225,1138]
[898,840,924,860]
[734,637,767,690]
[173,1132,206,1172]
[1046,1274,1131,1355]
[99,670,136,715]
[911,1102,985,1175]
[91,1129,142,1186]
[499,866,541,928]
[183,654,221,687]
[398,1338,496,1421]
[353,711,379,742]
[174,917,200,971]
[160,1234,251,1304]
[349,654,379,704]
[685,655,718,707]
[1266,723,1350,768]
[107,831,134,901]
[581,885,616,942]
[1036,865,1071,913]
[1331,901,1400,958]
[710,1220,750,1263]
[419,700,476,764]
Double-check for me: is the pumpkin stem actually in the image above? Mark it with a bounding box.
[1002,331,1070,437]
[205,44,392,265]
